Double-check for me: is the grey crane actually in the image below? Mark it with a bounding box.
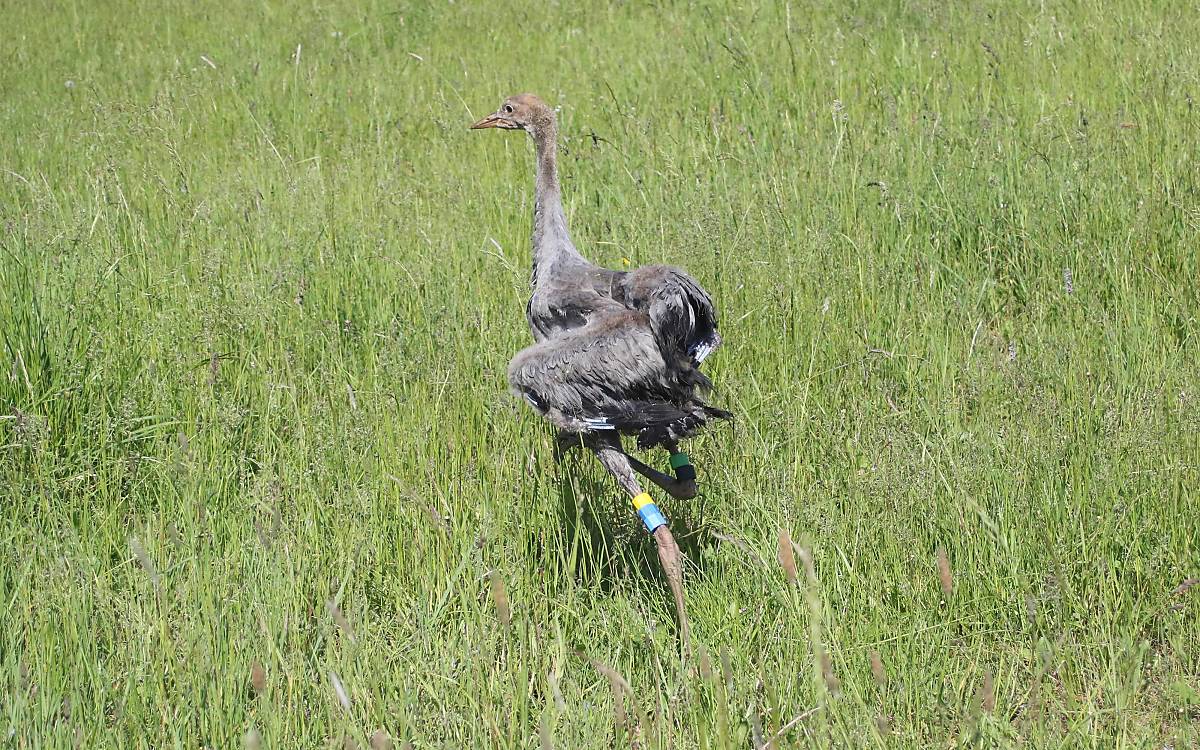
[472,93,731,648]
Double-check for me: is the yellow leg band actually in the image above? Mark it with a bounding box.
[631,492,667,532]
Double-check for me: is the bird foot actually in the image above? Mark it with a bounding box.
[653,524,691,655]
[622,452,697,499]
[668,479,698,500]
[667,451,698,498]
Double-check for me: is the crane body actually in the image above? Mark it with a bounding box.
[472,93,731,649]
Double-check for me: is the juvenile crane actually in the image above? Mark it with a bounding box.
[472,93,731,647]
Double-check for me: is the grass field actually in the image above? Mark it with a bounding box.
[3,0,1199,746]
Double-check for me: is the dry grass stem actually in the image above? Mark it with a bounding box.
[591,659,651,740]
[757,706,821,749]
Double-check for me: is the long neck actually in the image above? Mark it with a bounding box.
[530,121,581,286]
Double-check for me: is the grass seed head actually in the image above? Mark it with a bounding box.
[796,544,816,582]
[425,505,449,533]
[128,537,160,591]
[591,659,651,739]
[747,696,766,747]
[777,529,798,586]
[698,646,714,682]
[547,668,566,711]
[329,671,351,712]
[490,571,511,628]
[869,650,887,688]
[254,518,273,550]
[1172,578,1198,596]
[600,668,627,736]
[243,728,262,750]
[250,661,267,695]
[327,598,357,643]
[975,671,995,714]
[538,713,554,750]
[720,645,734,693]
[819,650,841,697]
[936,547,953,597]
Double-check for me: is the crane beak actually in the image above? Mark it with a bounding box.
[470,111,518,130]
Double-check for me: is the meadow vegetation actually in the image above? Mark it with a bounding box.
[2,0,1198,746]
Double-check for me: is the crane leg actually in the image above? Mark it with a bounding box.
[663,440,698,487]
[621,451,697,500]
[589,436,691,653]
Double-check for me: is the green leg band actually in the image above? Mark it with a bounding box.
[669,452,696,482]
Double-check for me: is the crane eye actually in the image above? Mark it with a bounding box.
[503,104,514,114]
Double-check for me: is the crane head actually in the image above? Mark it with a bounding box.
[470,93,553,134]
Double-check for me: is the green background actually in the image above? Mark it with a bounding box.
[2,0,1198,746]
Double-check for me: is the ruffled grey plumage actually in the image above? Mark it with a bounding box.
[472,92,722,649]
[478,94,730,449]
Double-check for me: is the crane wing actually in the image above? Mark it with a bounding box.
[620,265,721,364]
[507,310,706,433]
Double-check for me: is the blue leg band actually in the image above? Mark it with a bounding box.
[637,504,668,533]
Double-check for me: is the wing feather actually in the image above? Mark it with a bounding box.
[507,311,693,430]
[620,265,721,363]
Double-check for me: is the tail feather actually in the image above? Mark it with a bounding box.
[688,331,722,364]
[602,401,691,433]
[635,404,733,449]
[590,399,732,449]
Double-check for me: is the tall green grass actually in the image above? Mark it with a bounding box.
[2,0,1197,746]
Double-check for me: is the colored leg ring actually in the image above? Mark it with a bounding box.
[632,492,668,533]
[669,452,696,482]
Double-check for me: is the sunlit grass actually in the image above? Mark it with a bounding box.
[2,0,1198,746]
